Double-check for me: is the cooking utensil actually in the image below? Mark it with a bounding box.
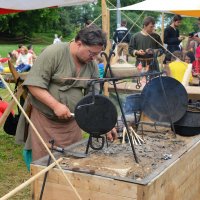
[46,143,86,158]
[174,110,200,136]
[74,94,118,136]
[141,76,188,123]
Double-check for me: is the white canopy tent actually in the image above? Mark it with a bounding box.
[0,0,97,14]
[118,0,200,17]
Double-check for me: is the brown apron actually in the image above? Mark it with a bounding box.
[29,107,82,161]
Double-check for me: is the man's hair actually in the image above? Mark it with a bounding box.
[75,24,107,49]
[143,16,155,27]
[121,20,127,26]
[173,15,182,22]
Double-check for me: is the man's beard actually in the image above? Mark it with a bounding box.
[76,54,91,65]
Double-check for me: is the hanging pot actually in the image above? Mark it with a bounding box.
[141,76,188,123]
[173,110,200,136]
[74,94,117,136]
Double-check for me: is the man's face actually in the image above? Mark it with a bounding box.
[144,23,155,34]
[76,41,103,64]
[174,20,182,28]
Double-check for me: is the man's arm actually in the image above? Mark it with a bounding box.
[113,30,118,44]
[28,86,72,119]
[129,35,145,57]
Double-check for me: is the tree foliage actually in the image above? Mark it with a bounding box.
[0,1,198,40]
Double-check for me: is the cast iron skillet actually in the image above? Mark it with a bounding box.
[74,94,118,137]
[141,76,188,123]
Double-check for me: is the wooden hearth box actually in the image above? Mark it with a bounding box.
[31,134,200,200]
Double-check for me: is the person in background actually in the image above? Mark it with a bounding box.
[184,51,195,64]
[53,34,61,44]
[27,44,37,62]
[164,15,184,63]
[15,24,118,165]
[192,46,200,76]
[168,51,192,83]
[15,46,33,73]
[0,96,14,117]
[129,16,163,72]
[113,20,131,61]
[96,55,104,78]
[186,18,200,53]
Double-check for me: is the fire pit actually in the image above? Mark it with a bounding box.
[31,126,200,200]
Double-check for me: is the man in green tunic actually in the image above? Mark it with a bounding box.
[16,25,109,163]
[129,16,163,72]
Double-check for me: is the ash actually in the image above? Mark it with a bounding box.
[62,128,193,180]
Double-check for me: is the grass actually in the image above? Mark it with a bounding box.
[0,87,31,199]
[0,40,51,199]
[0,44,48,57]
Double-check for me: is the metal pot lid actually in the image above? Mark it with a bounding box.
[74,95,117,136]
[141,76,188,123]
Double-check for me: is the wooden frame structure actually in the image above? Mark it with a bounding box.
[31,134,200,200]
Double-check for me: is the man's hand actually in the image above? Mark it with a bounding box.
[136,49,145,55]
[53,103,72,119]
[106,128,118,142]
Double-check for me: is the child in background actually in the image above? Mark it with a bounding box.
[192,47,200,76]
[96,55,104,78]
[169,51,192,83]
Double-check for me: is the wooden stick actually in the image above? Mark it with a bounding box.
[130,127,144,143]
[122,127,126,144]
[0,74,82,200]
[1,158,63,200]
[0,86,23,126]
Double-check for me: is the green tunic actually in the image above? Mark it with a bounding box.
[23,42,99,121]
[129,32,163,59]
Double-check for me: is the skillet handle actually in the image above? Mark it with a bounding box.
[89,135,105,150]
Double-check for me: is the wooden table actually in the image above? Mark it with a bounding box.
[108,82,200,100]
[1,72,27,83]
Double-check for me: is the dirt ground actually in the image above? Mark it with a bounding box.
[59,125,194,181]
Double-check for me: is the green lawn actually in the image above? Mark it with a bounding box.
[0,44,47,57]
[0,43,47,199]
[0,86,31,199]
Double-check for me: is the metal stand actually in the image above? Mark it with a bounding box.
[39,139,55,200]
[100,50,139,163]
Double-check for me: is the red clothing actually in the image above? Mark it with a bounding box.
[0,100,14,117]
[0,57,9,63]
[192,60,200,75]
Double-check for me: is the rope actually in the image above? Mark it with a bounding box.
[87,14,102,27]
[106,0,186,64]
[0,74,82,200]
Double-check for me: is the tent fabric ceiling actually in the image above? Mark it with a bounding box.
[0,0,96,14]
[117,0,200,17]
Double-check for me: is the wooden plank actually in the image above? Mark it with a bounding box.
[31,165,138,200]
[0,86,23,126]
[108,82,200,100]
[31,136,200,200]
[137,138,200,200]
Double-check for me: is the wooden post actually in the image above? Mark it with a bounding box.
[102,0,110,96]
[160,12,165,69]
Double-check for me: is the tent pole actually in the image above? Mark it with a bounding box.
[102,0,110,96]
[161,12,165,69]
